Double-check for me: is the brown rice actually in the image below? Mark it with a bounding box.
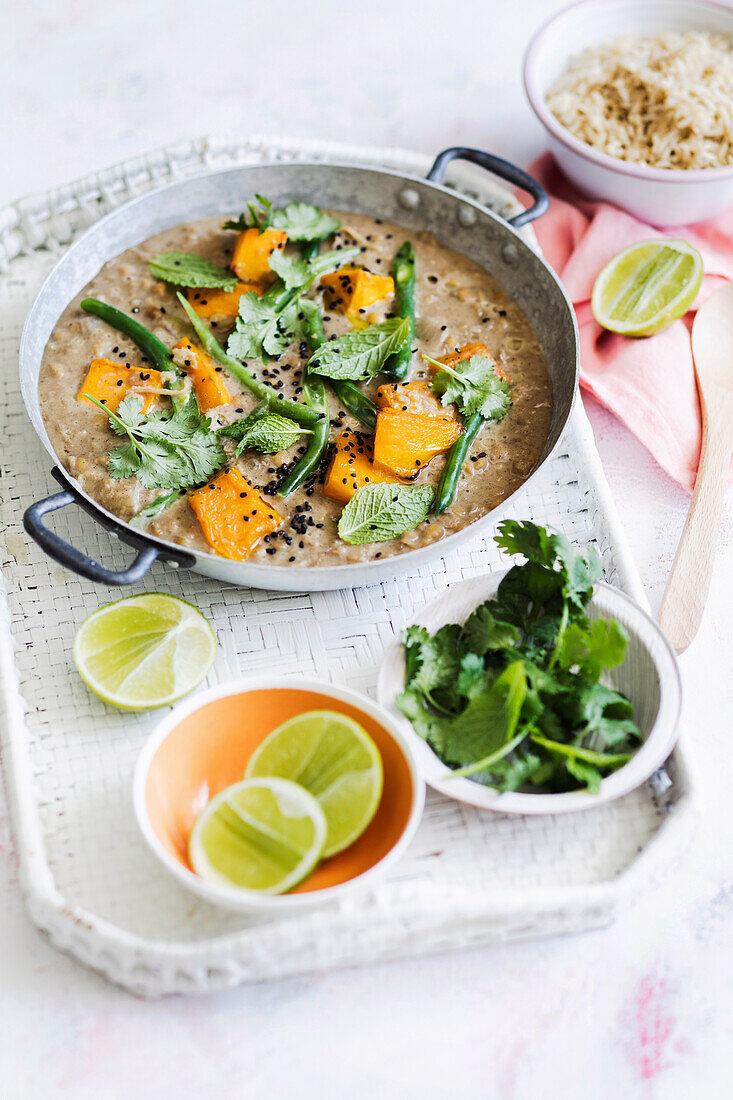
[546,31,733,170]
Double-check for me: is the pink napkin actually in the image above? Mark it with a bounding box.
[527,153,733,489]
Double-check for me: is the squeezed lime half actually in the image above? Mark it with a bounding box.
[591,238,703,336]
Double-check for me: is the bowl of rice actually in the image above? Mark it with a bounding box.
[523,0,733,225]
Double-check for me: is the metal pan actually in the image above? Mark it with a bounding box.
[21,147,578,591]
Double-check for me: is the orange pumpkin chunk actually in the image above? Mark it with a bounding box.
[77,358,163,413]
[321,427,404,504]
[231,227,288,283]
[321,266,394,320]
[189,468,282,561]
[186,282,262,319]
[376,379,454,419]
[373,409,462,479]
[173,339,230,412]
[438,341,508,383]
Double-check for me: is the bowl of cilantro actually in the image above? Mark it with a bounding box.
[378,520,681,814]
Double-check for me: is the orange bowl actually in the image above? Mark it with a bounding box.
[133,677,425,912]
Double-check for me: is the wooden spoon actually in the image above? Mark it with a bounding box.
[659,282,733,653]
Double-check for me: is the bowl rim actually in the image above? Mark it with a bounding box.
[133,674,426,913]
[377,569,683,815]
[523,0,733,185]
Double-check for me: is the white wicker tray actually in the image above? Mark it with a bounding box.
[0,136,696,997]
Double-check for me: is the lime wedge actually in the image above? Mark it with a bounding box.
[245,710,383,858]
[591,238,703,336]
[189,777,327,893]
[73,593,216,710]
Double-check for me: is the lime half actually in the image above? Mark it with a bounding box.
[73,593,216,710]
[245,710,383,858]
[189,777,327,894]
[591,238,703,336]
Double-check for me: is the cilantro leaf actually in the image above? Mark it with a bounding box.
[148,252,238,290]
[227,248,360,361]
[87,393,224,490]
[272,202,341,240]
[222,194,273,232]
[309,318,410,381]
[557,619,629,683]
[403,624,463,702]
[338,483,434,545]
[223,197,340,241]
[426,353,511,421]
[461,603,519,655]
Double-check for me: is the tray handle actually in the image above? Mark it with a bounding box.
[427,147,549,229]
[23,467,195,586]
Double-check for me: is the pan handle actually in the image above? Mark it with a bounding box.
[23,467,195,586]
[426,147,549,229]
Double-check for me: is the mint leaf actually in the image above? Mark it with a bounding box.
[338,483,433,544]
[149,252,238,290]
[272,202,340,241]
[427,353,511,421]
[309,318,410,381]
[234,414,306,455]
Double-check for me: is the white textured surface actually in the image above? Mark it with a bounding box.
[1,2,731,1098]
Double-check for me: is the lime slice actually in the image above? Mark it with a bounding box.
[245,710,383,858]
[73,593,216,710]
[591,238,703,336]
[189,777,327,893]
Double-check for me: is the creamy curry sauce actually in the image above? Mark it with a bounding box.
[39,212,553,566]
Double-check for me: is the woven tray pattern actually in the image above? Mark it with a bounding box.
[0,137,693,995]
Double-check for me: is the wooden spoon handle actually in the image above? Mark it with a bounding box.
[659,412,733,653]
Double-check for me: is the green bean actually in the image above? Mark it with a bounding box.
[80,297,189,409]
[326,379,378,429]
[177,293,320,426]
[383,241,416,380]
[279,307,330,497]
[434,410,483,514]
[81,298,175,371]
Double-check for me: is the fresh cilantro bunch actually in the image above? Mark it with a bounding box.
[424,353,511,421]
[87,393,225,490]
[223,195,341,240]
[397,520,641,794]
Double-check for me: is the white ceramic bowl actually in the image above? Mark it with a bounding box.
[134,676,425,914]
[378,571,682,815]
[524,0,733,225]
